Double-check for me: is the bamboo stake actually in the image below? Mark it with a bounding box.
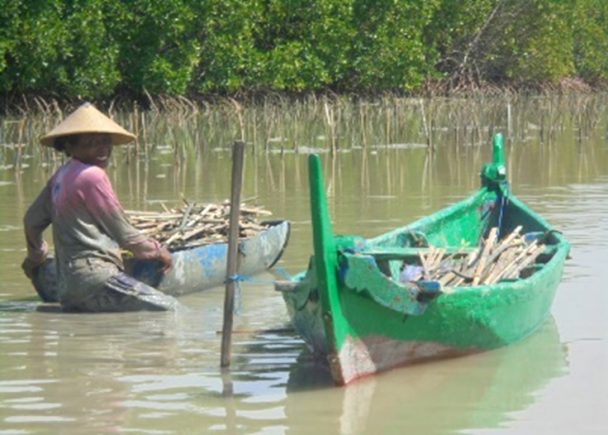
[221,140,246,368]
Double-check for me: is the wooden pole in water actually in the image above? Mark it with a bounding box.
[220,140,246,368]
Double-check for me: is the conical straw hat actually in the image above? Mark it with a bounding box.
[40,102,136,146]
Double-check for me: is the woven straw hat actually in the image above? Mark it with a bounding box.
[40,102,136,147]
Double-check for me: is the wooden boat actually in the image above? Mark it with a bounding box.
[32,220,290,303]
[275,134,570,385]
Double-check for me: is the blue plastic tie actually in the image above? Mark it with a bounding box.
[226,274,245,283]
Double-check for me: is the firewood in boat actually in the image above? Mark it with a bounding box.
[402,227,547,289]
[125,200,274,250]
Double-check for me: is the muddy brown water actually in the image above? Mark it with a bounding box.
[0,123,606,433]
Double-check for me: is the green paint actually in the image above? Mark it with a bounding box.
[341,254,426,316]
[482,133,508,195]
[307,155,350,374]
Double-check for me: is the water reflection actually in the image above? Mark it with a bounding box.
[53,315,563,434]
[280,319,566,434]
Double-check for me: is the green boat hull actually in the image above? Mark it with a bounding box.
[278,134,570,385]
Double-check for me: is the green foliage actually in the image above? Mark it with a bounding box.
[252,0,331,91]
[60,0,121,97]
[194,0,261,93]
[348,0,440,91]
[572,0,608,83]
[1,0,607,100]
[109,0,201,95]
[0,1,68,95]
[0,0,121,98]
[500,0,574,84]
[426,0,576,86]
[252,0,355,92]
[424,0,496,76]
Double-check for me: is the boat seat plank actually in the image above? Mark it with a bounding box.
[356,246,477,261]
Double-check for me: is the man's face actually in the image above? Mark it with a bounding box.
[69,134,113,168]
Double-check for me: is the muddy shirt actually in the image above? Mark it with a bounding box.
[24,159,162,304]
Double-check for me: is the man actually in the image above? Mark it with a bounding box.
[23,102,178,312]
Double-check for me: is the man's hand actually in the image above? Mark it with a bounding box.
[158,247,173,273]
[21,257,44,280]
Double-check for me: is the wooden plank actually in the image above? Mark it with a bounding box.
[472,227,498,285]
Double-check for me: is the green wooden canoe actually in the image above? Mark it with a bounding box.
[276,133,570,385]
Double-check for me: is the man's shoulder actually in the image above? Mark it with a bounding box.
[69,160,108,184]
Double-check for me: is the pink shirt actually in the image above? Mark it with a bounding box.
[24,159,162,295]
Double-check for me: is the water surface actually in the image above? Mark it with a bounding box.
[0,105,607,433]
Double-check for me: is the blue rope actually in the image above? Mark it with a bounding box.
[273,266,293,280]
[496,182,510,238]
[497,195,505,238]
[225,270,294,314]
[226,269,292,287]
[226,274,275,286]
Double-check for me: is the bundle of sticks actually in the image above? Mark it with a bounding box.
[125,200,273,251]
[405,226,546,289]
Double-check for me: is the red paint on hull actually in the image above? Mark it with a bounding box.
[335,335,477,385]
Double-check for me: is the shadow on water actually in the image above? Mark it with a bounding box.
[213,317,567,434]
[0,298,43,313]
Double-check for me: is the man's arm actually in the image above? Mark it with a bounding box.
[23,182,53,278]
